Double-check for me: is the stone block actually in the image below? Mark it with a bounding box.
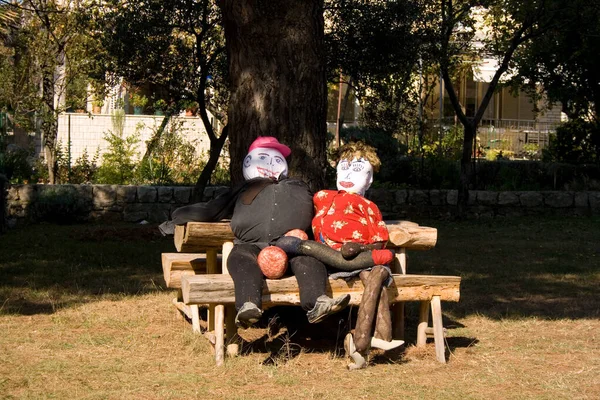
[429,190,445,206]
[544,192,573,208]
[173,187,192,204]
[158,187,173,203]
[476,191,498,206]
[146,203,173,222]
[137,186,157,203]
[214,186,229,198]
[203,186,217,200]
[394,190,408,204]
[519,192,543,207]
[447,190,458,206]
[589,192,600,213]
[467,191,479,205]
[574,192,589,208]
[93,185,117,208]
[408,190,428,205]
[7,185,20,202]
[18,185,37,203]
[367,188,394,207]
[116,185,137,203]
[498,192,519,206]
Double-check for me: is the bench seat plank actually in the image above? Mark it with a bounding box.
[181,274,461,306]
[174,221,437,253]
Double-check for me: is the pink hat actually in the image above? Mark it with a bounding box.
[248,136,291,158]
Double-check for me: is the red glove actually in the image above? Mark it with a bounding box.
[371,249,394,266]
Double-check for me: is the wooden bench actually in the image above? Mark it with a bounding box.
[161,221,461,365]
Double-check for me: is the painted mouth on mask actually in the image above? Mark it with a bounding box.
[339,181,354,188]
[257,167,279,178]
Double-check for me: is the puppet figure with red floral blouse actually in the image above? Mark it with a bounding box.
[312,141,404,369]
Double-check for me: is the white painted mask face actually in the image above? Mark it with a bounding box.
[242,147,288,180]
[336,157,373,196]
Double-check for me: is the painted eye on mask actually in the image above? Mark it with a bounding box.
[275,157,284,164]
[351,162,365,172]
[339,161,350,171]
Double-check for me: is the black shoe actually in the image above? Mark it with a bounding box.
[235,302,263,328]
[307,294,351,324]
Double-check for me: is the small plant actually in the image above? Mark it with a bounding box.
[70,148,100,184]
[153,99,168,112]
[521,143,540,160]
[129,93,149,109]
[96,110,141,184]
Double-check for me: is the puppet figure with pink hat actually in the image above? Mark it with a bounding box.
[160,137,350,327]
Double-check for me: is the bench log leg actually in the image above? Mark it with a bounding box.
[215,304,225,366]
[191,305,201,333]
[431,295,446,363]
[206,249,220,332]
[417,300,429,346]
[221,242,238,357]
[391,249,407,340]
[225,304,238,357]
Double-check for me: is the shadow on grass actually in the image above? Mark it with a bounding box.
[2,216,599,323]
[410,215,600,320]
[231,306,474,366]
[0,222,175,315]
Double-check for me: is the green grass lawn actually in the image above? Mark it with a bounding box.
[1,217,599,399]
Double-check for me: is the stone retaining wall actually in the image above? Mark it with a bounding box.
[4,184,600,226]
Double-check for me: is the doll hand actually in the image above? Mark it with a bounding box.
[284,229,308,240]
[258,246,288,279]
[371,249,394,265]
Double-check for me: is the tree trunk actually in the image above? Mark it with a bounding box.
[458,122,476,216]
[192,125,229,202]
[219,0,328,192]
[41,72,57,184]
[142,112,172,163]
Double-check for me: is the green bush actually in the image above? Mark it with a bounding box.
[70,148,99,184]
[543,120,600,164]
[136,120,201,185]
[95,111,141,184]
[0,144,33,183]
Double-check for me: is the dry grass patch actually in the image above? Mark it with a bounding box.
[1,217,599,399]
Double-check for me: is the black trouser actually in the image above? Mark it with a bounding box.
[227,243,328,311]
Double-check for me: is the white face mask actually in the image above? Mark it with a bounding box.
[242,147,288,180]
[336,157,373,196]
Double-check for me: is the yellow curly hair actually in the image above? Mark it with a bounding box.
[337,141,381,172]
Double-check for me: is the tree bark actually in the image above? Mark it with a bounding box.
[219,0,328,192]
[192,125,228,202]
[41,72,57,184]
[142,112,172,164]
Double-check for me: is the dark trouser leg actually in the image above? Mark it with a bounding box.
[354,266,389,353]
[289,255,328,311]
[227,244,264,310]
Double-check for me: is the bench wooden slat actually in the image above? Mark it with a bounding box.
[162,253,214,288]
[174,220,437,253]
[181,274,461,306]
[175,222,234,252]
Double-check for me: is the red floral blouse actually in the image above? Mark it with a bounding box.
[312,190,389,250]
